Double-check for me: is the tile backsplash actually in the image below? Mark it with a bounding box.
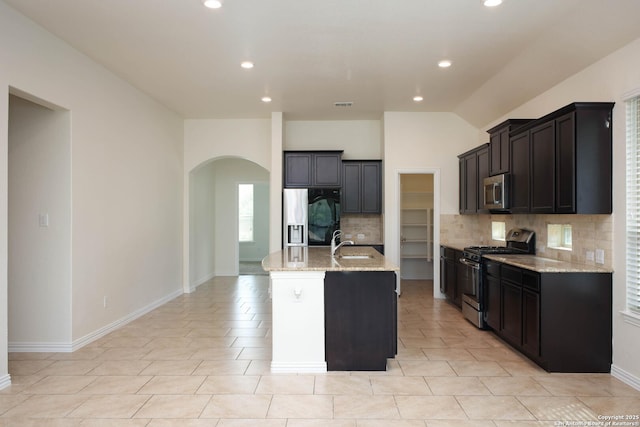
[341,214,383,244]
[441,213,613,269]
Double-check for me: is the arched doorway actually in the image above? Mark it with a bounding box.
[187,157,269,291]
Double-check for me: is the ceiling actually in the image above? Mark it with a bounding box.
[4,0,640,127]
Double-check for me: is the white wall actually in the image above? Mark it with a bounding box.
[481,37,640,387]
[189,164,217,288]
[8,95,71,346]
[184,119,272,173]
[0,0,184,369]
[285,120,383,159]
[239,182,270,262]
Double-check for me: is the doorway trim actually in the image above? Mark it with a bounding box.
[395,168,443,299]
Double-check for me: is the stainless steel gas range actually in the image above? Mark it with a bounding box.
[460,228,536,329]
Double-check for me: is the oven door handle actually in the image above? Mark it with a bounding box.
[459,258,480,270]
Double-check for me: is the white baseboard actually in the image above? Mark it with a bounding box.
[8,288,183,353]
[186,272,217,293]
[270,361,327,373]
[192,271,216,287]
[0,374,11,391]
[611,364,640,391]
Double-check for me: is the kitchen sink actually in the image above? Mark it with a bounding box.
[339,255,372,260]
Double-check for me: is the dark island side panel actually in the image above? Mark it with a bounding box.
[540,272,612,373]
[324,271,397,371]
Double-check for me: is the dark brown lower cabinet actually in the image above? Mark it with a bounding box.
[521,288,540,358]
[324,271,397,371]
[540,273,612,373]
[484,259,611,373]
[439,246,458,305]
[485,275,501,330]
[500,281,522,344]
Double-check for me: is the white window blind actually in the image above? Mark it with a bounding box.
[626,95,640,314]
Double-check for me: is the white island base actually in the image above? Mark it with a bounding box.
[269,270,327,373]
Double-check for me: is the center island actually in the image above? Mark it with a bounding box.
[261,246,399,373]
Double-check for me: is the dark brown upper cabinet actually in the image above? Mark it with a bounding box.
[487,119,533,176]
[283,151,343,188]
[341,160,382,214]
[530,121,555,213]
[509,131,531,213]
[458,143,489,214]
[508,102,614,214]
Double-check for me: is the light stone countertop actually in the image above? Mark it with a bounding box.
[261,246,399,272]
[483,254,613,273]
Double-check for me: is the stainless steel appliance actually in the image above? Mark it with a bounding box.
[460,228,535,328]
[283,188,308,247]
[483,173,509,211]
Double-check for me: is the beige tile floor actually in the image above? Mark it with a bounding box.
[3,276,640,426]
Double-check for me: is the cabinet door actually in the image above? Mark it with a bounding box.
[445,258,457,304]
[522,288,540,358]
[284,152,312,187]
[341,162,361,213]
[313,153,341,187]
[530,121,555,213]
[555,112,576,213]
[361,162,381,213]
[440,254,448,294]
[462,153,478,214]
[477,146,490,213]
[501,281,522,345]
[485,274,501,330]
[509,132,530,213]
[490,128,510,175]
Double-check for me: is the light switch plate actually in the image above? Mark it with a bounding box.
[586,251,595,262]
[595,249,605,264]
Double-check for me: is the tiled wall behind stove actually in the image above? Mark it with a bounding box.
[441,213,613,269]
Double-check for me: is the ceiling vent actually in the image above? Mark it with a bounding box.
[333,101,353,107]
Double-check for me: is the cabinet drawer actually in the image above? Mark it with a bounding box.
[501,265,522,284]
[522,270,540,292]
[485,261,501,277]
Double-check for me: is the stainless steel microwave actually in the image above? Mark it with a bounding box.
[483,174,509,211]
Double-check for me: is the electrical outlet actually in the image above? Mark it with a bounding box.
[344,233,353,239]
[38,213,49,227]
[357,233,365,240]
[538,245,546,253]
[595,249,605,265]
[586,251,595,262]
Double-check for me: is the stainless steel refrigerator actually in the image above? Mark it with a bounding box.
[283,188,308,247]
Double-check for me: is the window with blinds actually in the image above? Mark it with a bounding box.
[626,94,640,314]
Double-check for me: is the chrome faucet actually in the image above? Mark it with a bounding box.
[331,230,354,257]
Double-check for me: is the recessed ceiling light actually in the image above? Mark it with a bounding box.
[413,96,424,102]
[202,0,222,9]
[483,0,502,6]
[241,61,254,69]
[261,96,272,103]
[438,60,452,68]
